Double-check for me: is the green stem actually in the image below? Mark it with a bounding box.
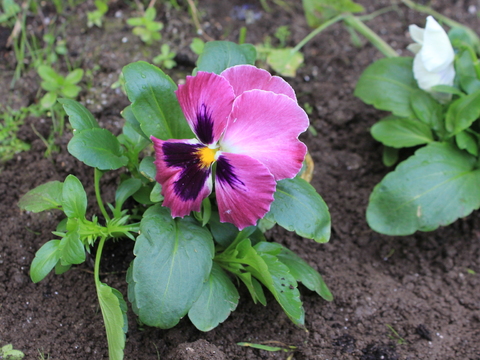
[94,168,110,222]
[343,14,398,58]
[94,236,107,287]
[292,14,346,53]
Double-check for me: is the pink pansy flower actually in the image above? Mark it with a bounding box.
[151,65,309,230]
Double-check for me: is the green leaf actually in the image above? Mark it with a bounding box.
[68,128,128,170]
[382,146,399,167]
[30,240,61,283]
[445,88,480,135]
[121,105,148,140]
[371,116,434,148]
[58,98,100,132]
[149,182,163,203]
[96,283,127,360]
[37,65,62,83]
[208,210,239,248]
[367,142,480,235]
[139,156,156,181]
[410,89,445,136]
[115,178,142,210]
[60,229,85,264]
[132,183,155,205]
[196,41,256,74]
[128,205,214,328]
[265,177,330,243]
[277,247,333,301]
[40,92,58,108]
[61,84,81,98]
[455,49,480,94]
[266,48,304,77]
[251,249,304,325]
[65,69,84,84]
[123,61,193,140]
[188,263,239,331]
[456,131,478,156]
[119,122,150,155]
[354,57,418,117]
[430,84,464,97]
[62,175,87,219]
[55,262,71,275]
[18,181,63,212]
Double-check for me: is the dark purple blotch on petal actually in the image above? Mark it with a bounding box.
[163,142,211,201]
[216,155,245,189]
[195,103,214,144]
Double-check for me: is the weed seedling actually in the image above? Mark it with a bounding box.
[152,44,176,69]
[87,0,108,28]
[126,7,163,45]
[37,65,83,109]
[1,344,25,359]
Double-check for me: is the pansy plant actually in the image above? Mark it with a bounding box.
[355,17,480,236]
[19,41,332,360]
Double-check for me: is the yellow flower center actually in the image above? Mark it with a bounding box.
[197,146,217,168]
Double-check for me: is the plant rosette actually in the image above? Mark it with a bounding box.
[354,16,480,236]
[19,41,332,360]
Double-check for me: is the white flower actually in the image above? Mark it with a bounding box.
[408,16,455,99]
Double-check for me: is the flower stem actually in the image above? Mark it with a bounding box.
[94,168,110,222]
[292,14,346,53]
[343,14,398,58]
[94,236,107,287]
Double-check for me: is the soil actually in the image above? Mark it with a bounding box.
[1,0,480,359]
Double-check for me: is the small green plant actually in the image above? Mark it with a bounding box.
[37,65,84,108]
[152,44,176,69]
[386,324,406,345]
[1,344,25,359]
[0,106,38,162]
[0,0,20,23]
[190,37,205,55]
[355,16,480,236]
[274,25,291,48]
[126,7,163,45]
[87,0,108,28]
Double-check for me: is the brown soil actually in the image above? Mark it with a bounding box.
[1,0,480,359]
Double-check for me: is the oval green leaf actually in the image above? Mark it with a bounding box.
[68,128,128,170]
[196,41,256,74]
[18,181,63,213]
[445,88,480,135]
[128,205,214,328]
[265,177,330,243]
[371,116,434,148]
[30,240,61,283]
[123,61,193,140]
[62,175,87,219]
[367,142,480,235]
[188,263,239,331]
[58,98,99,132]
[354,57,418,117]
[97,283,127,360]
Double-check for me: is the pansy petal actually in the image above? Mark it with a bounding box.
[221,64,296,100]
[408,24,424,45]
[152,136,212,217]
[215,152,276,230]
[413,54,455,91]
[421,16,454,73]
[220,90,308,180]
[176,72,235,145]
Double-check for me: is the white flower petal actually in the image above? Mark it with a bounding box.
[409,24,424,44]
[407,43,422,54]
[420,16,455,72]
